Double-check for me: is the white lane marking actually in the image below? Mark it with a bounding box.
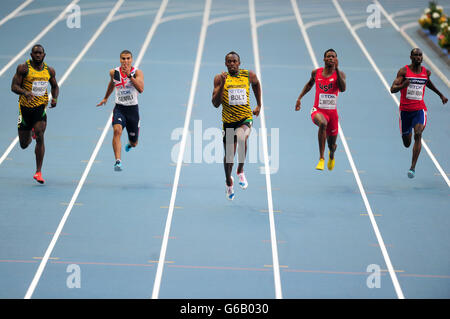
[23,0,126,299]
[249,0,283,300]
[0,0,80,78]
[151,0,211,300]
[331,0,406,298]
[0,0,33,28]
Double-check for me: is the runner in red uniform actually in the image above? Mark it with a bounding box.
[295,49,346,170]
[390,48,447,178]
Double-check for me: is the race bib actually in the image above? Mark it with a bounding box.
[228,88,247,106]
[32,81,48,96]
[318,93,337,109]
[406,78,426,100]
[117,88,134,103]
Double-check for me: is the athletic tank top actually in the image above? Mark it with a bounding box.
[19,59,51,108]
[221,69,253,123]
[400,65,428,111]
[313,67,340,110]
[114,66,139,106]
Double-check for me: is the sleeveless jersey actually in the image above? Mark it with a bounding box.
[221,69,253,123]
[313,67,340,110]
[400,65,428,111]
[19,59,51,108]
[114,66,139,106]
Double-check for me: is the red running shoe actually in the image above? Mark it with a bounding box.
[33,172,45,184]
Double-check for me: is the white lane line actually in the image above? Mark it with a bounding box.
[249,0,283,300]
[0,0,79,78]
[373,0,449,88]
[332,0,449,188]
[0,0,34,28]
[151,0,212,300]
[23,0,126,299]
[331,0,406,298]
[291,0,405,299]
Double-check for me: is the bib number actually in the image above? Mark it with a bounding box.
[32,81,48,96]
[318,93,337,109]
[228,88,247,106]
[406,84,424,100]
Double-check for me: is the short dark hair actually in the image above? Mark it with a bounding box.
[324,48,336,57]
[225,51,240,61]
[31,44,45,53]
[120,50,132,57]
[410,48,421,55]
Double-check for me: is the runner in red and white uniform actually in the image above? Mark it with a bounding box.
[97,50,144,171]
[391,48,447,178]
[295,48,346,171]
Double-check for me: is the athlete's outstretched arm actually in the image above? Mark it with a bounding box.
[295,69,316,111]
[48,67,59,108]
[390,67,409,93]
[425,70,448,104]
[212,72,227,108]
[249,70,261,116]
[97,69,115,107]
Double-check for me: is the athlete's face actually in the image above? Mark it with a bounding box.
[225,54,240,75]
[324,51,337,67]
[410,49,423,65]
[30,46,45,64]
[120,53,133,71]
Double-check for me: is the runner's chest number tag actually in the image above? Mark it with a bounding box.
[318,93,337,109]
[406,79,425,100]
[32,81,48,96]
[228,88,247,106]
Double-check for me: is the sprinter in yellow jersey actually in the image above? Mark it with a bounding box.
[11,44,59,184]
[212,51,261,200]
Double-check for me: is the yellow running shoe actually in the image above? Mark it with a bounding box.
[327,153,335,171]
[316,158,325,170]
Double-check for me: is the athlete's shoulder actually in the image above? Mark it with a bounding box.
[240,69,250,76]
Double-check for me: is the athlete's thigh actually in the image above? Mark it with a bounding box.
[124,107,140,143]
[311,108,328,126]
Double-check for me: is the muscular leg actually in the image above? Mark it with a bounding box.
[410,123,424,171]
[402,133,412,148]
[113,124,123,160]
[18,130,32,149]
[33,121,46,173]
[223,128,237,186]
[327,135,337,159]
[235,124,251,174]
[313,113,328,160]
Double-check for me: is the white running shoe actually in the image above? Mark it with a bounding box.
[226,176,235,201]
[237,171,248,189]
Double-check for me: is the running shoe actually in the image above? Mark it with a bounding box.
[125,143,132,152]
[407,169,415,179]
[327,153,335,171]
[114,160,122,171]
[226,176,235,201]
[33,171,45,184]
[237,171,248,189]
[316,158,325,170]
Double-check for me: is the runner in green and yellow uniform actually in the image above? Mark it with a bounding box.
[11,44,59,184]
[212,51,261,200]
